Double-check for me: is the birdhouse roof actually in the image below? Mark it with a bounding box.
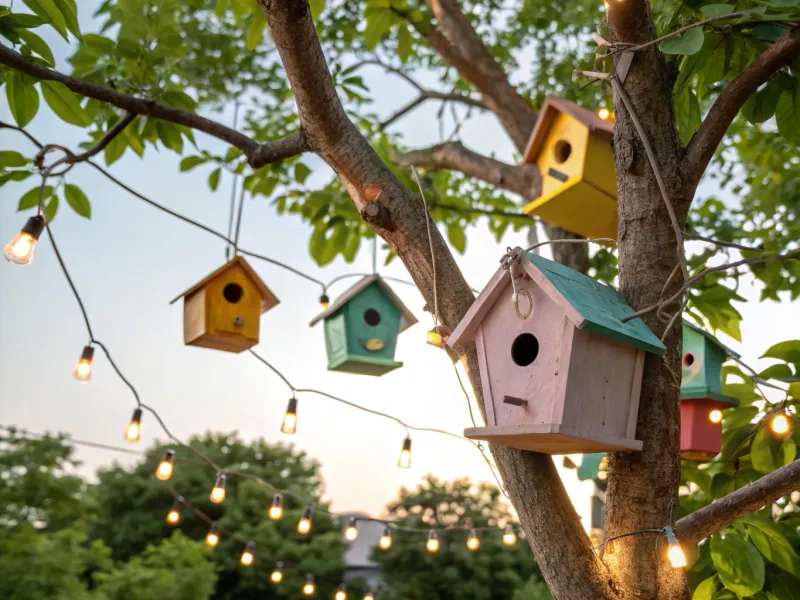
[522,96,615,165]
[682,320,741,359]
[170,256,279,313]
[448,250,665,356]
[309,275,418,331]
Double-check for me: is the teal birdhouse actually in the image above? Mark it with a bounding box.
[309,275,417,376]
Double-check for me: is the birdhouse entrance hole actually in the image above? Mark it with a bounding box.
[682,352,695,368]
[363,308,381,327]
[511,333,539,367]
[553,140,572,163]
[223,283,244,303]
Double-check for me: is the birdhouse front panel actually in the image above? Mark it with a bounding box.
[344,283,402,361]
[536,112,589,201]
[681,325,729,398]
[680,399,725,461]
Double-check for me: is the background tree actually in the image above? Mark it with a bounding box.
[1,0,799,598]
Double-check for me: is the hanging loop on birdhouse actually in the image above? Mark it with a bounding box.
[514,288,532,320]
[500,247,531,320]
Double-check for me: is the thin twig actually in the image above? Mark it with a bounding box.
[0,120,44,148]
[684,232,768,253]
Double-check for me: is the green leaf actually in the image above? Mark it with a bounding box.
[675,87,702,145]
[700,4,734,17]
[0,151,29,168]
[745,520,800,576]
[159,91,197,112]
[761,340,800,367]
[758,364,794,381]
[397,23,412,63]
[63,184,90,219]
[253,178,278,197]
[750,425,796,473]
[18,29,54,66]
[1,13,47,28]
[52,0,79,38]
[214,0,228,18]
[768,571,800,600]
[364,8,395,50]
[309,0,325,18]
[776,81,800,145]
[710,533,765,598]
[104,133,127,166]
[155,121,183,153]
[246,11,265,50]
[294,163,312,184]
[743,81,781,124]
[447,223,466,253]
[179,156,207,172]
[17,185,51,210]
[692,575,718,600]
[22,0,68,40]
[660,27,704,55]
[40,81,91,126]
[44,193,58,222]
[6,71,40,127]
[208,168,221,191]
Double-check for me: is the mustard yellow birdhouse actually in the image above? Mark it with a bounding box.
[171,256,279,353]
[521,97,617,239]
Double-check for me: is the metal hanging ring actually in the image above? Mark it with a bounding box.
[514,288,532,320]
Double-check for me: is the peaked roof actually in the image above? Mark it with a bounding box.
[308,275,418,332]
[170,256,279,313]
[522,96,615,165]
[448,250,665,356]
[683,320,741,359]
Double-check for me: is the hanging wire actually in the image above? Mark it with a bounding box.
[225,101,241,260]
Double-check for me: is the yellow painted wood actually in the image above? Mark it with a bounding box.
[537,113,589,200]
[582,129,616,197]
[204,264,261,341]
[523,179,617,239]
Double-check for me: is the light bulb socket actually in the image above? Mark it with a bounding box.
[347,517,358,528]
[208,522,220,535]
[275,561,284,569]
[21,215,45,239]
[428,530,439,541]
[131,408,142,424]
[80,345,95,362]
[214,473,226,489]
[319,293,330,307]
[383,525,391,537]
[286,397,298,414]
[402,437,412,452]
[162,449,175,463]
[302,506,313,520]
[272,492,283,507]
[243,541,255,553]
[337,583,347,592]
[171,497,183,510]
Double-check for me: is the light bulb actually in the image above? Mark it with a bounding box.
[156,449,175,481]
[4,215,44,266]
[708,409,723,424]
[597,107,612,121]
[302,574,316,596]
[466,529,480,551]
[378,525,392,550]
[364,592,375,600]
[281,397,298,434]
[269,492,284,520]
[397,437,412,469]
[270,562,284,583]
[502,525,517,547]
[72,345,95,382]
[319,293,330,309]
[210,473,226,504]
[770,412,791,435]
[335,583,348,600]
[665,527,686,568]
[426,328,443,348]
[240,541,255,566]
[344,517,358,542]
[166,499,182,525]
[298,506,313,534]
[205,523,220,548]
[426,530,440,553]
[125,408,142,443]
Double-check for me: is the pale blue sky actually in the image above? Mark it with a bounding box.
[1,3,797,517]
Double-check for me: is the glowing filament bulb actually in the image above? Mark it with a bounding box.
[708,409,723,424]
[502,525,517,547]
[397,437,412,469]
[364,592,375,600]
[205,523,220,548]
[240,541,255,566]
[665,527,686,568]
[156,449,175,481]
[466,529,480,551]
[4,215,44,266]
[270,562,284,583]
[268,492,284,520]
[166,498,182,525]
[125,408,142,443]
[771,412,790,435]
[319,293,330,309]
[378,525,392,550]
[297,506,313,535]
[597,107,612,121]
[72,346,95,382]
[426,530,440,553]
[281,397,298,434]
[210,473,226,504]
[335,583,348,600]
[302,574,316,596]
[344,517,358,542]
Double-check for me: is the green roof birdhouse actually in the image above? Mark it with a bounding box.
[309,275,417,376]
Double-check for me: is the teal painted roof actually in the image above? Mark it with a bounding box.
[527,253,666,355]
[682,320,740,359]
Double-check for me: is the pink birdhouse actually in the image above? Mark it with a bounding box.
[447,249,665,454]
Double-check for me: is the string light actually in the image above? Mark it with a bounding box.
[155,449,175,481]
[240,541,255,566]
[270,562,284,583]
[205,522,220,548]
[166,498,182,525]
[302,574,316,596]
[297,506,313,534]
[426,325,451,349]
[397,437,412,469]
[426,530,440,553]
[708,409,723,424]
[268,492,284,520]
[319,293,330,309]
[597,107,612,121]
[344,517,359,541]
[364,592,375,600]
[281,397,298,434]
[125,408,142,443]
[72,345,95,382]
[4,215,45,266]
[378,525,392,550]
[210,473,227,504]
[502,525,517,546]
[466,529,480,551]
[664,527,686,568]
[335,583,348,600]
[770,412,791,436]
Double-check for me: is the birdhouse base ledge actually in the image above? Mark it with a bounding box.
[327,353,403,377]
[464,424,643,454]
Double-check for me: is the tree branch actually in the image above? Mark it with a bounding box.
[0,44,306,168]
[675,460,800,546]
[685,27,800,186]
[380,91,485,130]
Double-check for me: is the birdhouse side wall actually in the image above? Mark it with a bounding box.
[681,327,709,395]
[324,312,349,369]
[560,328,644,441]
[680,399,722,459]
[703,342,728,396]
[536,113,589,200]
[344,284,402,360]
[183,288,207,344]
[203,264,261,343]
[581,131,616,198]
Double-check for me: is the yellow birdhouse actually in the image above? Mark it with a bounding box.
[171,256,279,353]
[521,97,617,239]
